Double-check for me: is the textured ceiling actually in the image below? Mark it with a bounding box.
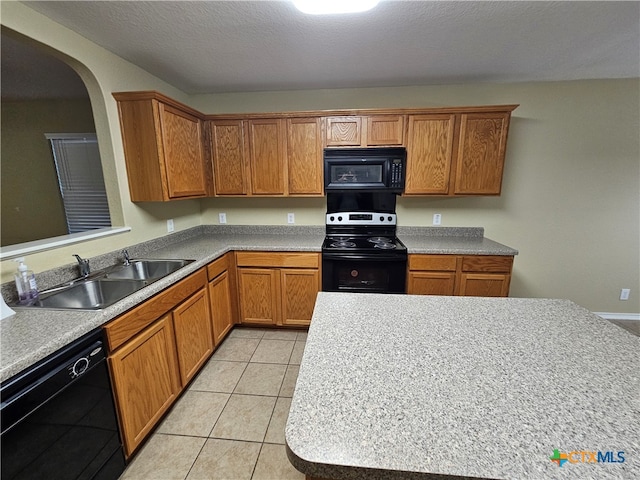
[5,0,640,98]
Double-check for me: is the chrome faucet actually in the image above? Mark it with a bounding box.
[73,254,91,278]
[122,249,131,266]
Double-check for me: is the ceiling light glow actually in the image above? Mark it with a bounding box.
[293,0,380,15]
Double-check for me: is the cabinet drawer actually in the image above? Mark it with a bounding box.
[462,256,513,273]
[236,252,320,268]
[409,254,457,271]
[104,269,207,351]
[207,253,231,280]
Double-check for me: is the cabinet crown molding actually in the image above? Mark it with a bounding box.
[113,90,518,120]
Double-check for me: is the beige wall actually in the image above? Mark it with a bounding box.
[1,99,96,245]
[1,2,638,315]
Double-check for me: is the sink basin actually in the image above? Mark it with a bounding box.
[103,259,193,281]
[16,258,195,310]
[35,279,149,310]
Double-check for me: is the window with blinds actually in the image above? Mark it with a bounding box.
[46,134,111,234]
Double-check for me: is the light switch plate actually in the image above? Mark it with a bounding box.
[167,219,174,232]
[219,213,227,224]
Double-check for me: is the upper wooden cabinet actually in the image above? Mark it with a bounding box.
[114,91,212,202]
[325,115,405,147]
[454,112,511,195]
[405,108,515,196]
[209,120,249,195]
[208,117,323,196]
[287,117,323,195]
[115,91,516,200]
[405,114,456,195]
[247,118,286,195]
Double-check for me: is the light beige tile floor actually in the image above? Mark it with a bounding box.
[608,319,640,336]
[120,327,306,480]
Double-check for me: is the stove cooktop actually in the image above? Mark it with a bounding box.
[322,235,407,253]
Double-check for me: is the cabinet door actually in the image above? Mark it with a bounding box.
[287,117,323,195]
[209,120,249,195]
[238,268,279,324]
[325,116,362,146]
[407,272,456,296]
[172,288,213,385]
[405,114,456,194]
[281,269,319,326]
[366,115,405,146]
[108,315,180,457]
[248,119,286,195]
[159,103,208,198]
[209,270,235,346]
[454,112,510,195]
[458,273,511,297]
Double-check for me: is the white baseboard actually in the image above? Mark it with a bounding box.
[595,312,640,321]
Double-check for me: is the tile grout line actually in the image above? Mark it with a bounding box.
[126,328,306,479]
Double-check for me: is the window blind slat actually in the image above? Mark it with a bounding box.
[48,135,111,234]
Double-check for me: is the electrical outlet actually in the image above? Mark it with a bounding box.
[219,213,227,224]
[287,213,295,224]
[167,219,174,232]
[433,213,442,226]
[620,288,631,300]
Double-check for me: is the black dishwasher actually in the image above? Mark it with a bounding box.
[1,328,125,480]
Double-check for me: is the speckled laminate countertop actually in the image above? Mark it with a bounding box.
[1,226,516,382]
[285,293,639,480]
[398,226,519,255]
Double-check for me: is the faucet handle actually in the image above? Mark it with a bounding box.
[73,254,91,277]
[122,249,131,266]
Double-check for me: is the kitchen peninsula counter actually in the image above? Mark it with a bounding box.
[286,292,639,480]
[1,226,515,382]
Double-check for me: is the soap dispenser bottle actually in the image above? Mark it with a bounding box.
[14,258,39,305]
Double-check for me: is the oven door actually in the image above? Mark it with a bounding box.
[322,254,407,293]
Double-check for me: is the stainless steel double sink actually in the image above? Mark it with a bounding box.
[21,259,193,310]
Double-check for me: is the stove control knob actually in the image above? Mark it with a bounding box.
[380,216,384,222]
[337,216,343,222]
[330,216,335,222]
[388,216,393,222]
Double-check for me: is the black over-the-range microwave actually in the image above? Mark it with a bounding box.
[324,147,406,193]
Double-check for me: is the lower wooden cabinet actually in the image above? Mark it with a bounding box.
[236,252,320,326]
[207,253,237,346]
[281,269,319,326]
[459,273,510,297]
[237,268,279,324]
[458,255,512,297]
[408,271,457,296]
[107,315,181,457]
[104,268,213,457]
[172,288,213,385]
[408,254,513,297]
